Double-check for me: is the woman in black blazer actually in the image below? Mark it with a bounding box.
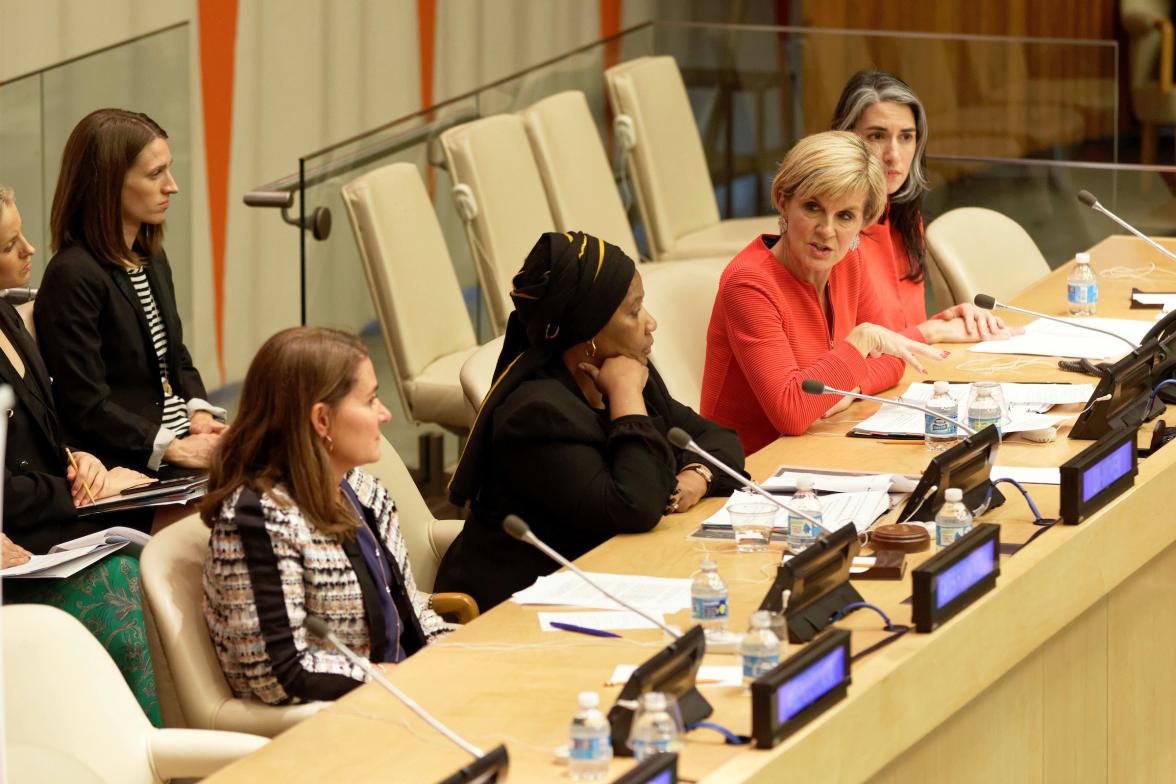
[35,109,224,473]
[0,187,152,551]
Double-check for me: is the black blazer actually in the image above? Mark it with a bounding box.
[0,300,78,552]
[435,361,745,611]
[34,244,207,470]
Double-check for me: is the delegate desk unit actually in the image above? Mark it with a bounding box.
[205,235,1176,783]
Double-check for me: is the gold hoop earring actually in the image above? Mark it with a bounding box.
[585,339,598,360]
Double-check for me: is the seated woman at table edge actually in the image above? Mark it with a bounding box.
[435,231,745,611]
[831,69,1021,344]
[202,326,451,706]
[34,108,225,474]
[700,131,947,454]
[0,185,154,553]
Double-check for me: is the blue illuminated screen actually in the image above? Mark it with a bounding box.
[775,645,847,724]
[935,541,996,610]
[1082,439,1134,504]
[648,771,673,784]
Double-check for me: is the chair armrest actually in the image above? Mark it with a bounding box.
[432,592,479,623]
[148,728,268,780]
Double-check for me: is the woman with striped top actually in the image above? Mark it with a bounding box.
[202,327,450,705]
[700,132,947,454]
[35,108,223,472]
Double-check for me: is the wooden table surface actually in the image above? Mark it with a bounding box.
[205,235,1176,783]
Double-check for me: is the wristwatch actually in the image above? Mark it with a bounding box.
[681,462,714,487]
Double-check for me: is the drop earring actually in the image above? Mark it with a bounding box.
[585,339,598,359]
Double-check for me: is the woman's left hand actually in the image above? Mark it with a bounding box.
[189,411,227,435]
[666,470,708,514]
[931,303,1024,341]
[2,534,32,568]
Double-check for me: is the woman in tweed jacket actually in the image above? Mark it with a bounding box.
[202,327,450,705]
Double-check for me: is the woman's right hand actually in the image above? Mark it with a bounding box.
[2,534,32,568]
[163,432,222,468]
[845,322,947,374]
[98,467,156,499]
[578,355,649,417]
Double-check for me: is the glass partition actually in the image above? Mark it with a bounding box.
[0,24,191,324]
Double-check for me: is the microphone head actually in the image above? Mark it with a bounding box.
[800,379,826,395]
[503,514,532,541]
[667,427,692,449]
[305,616,331,641]
[1077,190,1098,208]
[973,293,996,310]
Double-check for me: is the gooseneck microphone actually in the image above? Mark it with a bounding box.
[502,515,681,638]
[1077,190,1176,265]
[973,293,1139,351]
[665,427,828,533]
[800,379,978,436]
[304,616,485,758]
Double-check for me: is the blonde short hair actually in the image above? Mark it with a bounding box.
[769,131,886,226]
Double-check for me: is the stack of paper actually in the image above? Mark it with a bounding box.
[968,317,1152,360]
[77,474,207,517]
[511,572,692,613]
[700,489,891,534]
[1,526,151,579]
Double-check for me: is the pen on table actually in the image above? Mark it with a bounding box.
[65,448,96,504]
[549,621,621,639]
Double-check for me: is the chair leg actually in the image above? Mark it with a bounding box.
[1141,123,1158,164]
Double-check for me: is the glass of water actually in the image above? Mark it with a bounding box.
[728,502,778,552]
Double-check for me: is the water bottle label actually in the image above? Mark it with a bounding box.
[630,738,673,761]
[968,414,1001,433]
[936,523,971,548]
[570,736,608,761]
[742,653,781,679]
[691,595,728,621]
[1068,283,1098,305]
[787,514,818,539]
[924,412,957,436]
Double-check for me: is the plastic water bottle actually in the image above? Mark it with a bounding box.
[740,610,781,685]
[627,692,680,761]
[967,383,1002,434]
[787,478,822,553]
[924,380,960,452]
[568,691,611,781]
[1067,252,1098,316]
[690,559,728,637]
[935,488,973,550]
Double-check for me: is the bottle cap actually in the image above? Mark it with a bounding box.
[796,477,814,491]
[1076,252,1091,264]
[578,691,599,709]
[699,558,717,571]
[945,488,963,502]
[933,380,949,393]
[749,610,772,628]
[639,692,668,711]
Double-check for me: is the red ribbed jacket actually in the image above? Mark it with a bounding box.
[859,203,927,343]
[701,236,905,454]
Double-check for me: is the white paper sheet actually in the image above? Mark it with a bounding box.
[701,489,890,534]
[899,381,1095,407]
[762,471,894,494]
[968,317,1153,360]
[1131,291,1176,308]
[990,466,1061,485]
[606,665,743,688]
[538,610,664,632]
[1,541,127,579]
[852,405,1064,438]
[510,572,692,613]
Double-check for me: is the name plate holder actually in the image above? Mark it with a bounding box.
[612,752,678,784]
[1059,425,1139,525]
[912,523,1000,633]
[750,628,852,748]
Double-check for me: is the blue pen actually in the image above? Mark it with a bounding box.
[550,621,622,638]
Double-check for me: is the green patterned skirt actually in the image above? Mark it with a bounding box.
[3,553,162,727]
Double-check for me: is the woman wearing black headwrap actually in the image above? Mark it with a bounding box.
[436,231,744,610]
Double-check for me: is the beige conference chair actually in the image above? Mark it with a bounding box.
[2,604,268,783]
[459,334,505,417]
[604,56,776,262]
[440,113,557,333]
[924,207,1051,307]
[1123,0,1176,163]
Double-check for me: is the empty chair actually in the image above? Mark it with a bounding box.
[440,114,557,332]
[639,261,724,410]
[3,603,267,783]
[924,207,1051,306]
[459,334,506,416]
[604,56,777,261]
[340,162,478,432]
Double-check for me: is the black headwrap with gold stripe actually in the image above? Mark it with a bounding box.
[449,231,636,506]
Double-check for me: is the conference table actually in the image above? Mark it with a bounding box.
[206,235,1176,783]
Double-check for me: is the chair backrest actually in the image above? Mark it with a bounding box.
[520,90,640,259]
[1122,0,1169,87]
[639,260,724,410]
[3,604,162,784]
[440,114,557,332]
[363,434,461,592]
[924,207,1051,306]
[341,163,477,423]
[605,56,720,260]
[459,334,506,416]
[140,514,325,736]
